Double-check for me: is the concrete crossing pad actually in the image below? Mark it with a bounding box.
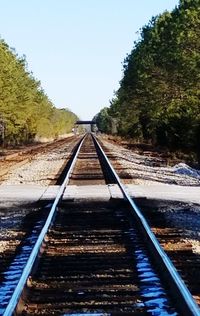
[0,183,199,204]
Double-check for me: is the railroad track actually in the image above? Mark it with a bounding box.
[0,133,200,315]
[137,201,200,307]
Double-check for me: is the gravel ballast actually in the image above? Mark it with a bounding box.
[2,137,80,185]
[100,138,200,186]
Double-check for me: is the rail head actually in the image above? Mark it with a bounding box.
[92,133,200,316]
[3,135,86,316]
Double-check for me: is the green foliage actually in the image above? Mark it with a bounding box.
[94,107,118,135]
[97,0,200,161]
[0,38,78,145]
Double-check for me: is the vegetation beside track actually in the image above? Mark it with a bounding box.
[95,0,200,163]
[0,38,78,146]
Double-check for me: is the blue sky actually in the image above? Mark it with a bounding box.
[0,0,179,119]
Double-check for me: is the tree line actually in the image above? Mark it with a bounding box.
[0,38,78,146]
[95,0,200,162]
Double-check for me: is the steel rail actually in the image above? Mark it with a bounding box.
[3,135,86,316]
[92,134,200,316]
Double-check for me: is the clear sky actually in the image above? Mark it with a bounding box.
[0,0,179,120]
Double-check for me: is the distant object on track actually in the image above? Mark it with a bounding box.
[75,120,98,133]
[76,120,96,125]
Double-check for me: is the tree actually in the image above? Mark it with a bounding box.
[0,37,78,145]
[100,0,200,160]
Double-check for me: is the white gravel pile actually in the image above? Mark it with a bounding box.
[101,139,200,186]
[173,163,200,178]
